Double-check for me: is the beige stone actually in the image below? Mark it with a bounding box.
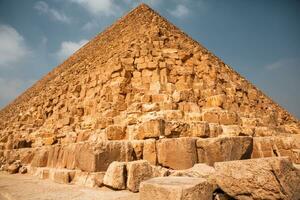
[126,160,153,192]
[136,119,164,139]
[143,139,157,165]
[214,157,300,200]
[31,149,49,167]
[157,138,197,170]
[103,161,126,190]
[105,125,126,140]
[197,136,253,165]
[170,163,215,180]
[140,177,213,200]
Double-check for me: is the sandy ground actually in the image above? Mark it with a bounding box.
[0,172,139,200]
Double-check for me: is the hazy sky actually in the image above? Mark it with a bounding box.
[0,0,299,118]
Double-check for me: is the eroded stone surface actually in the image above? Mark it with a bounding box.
[214,157,300,200]
[140,176,213,200]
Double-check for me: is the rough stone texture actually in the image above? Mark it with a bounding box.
[126,160,154,192]
[143,139,157,165]
[252,136,300,163]
[214,157,300,200]
[157,138,197,170]
[72,171,105,187]
[103,161,126,190]
[140,177,213,200]
[196,136,253,165]
[170,163,215,180]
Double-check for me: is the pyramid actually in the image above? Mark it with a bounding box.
[0,3,299,197]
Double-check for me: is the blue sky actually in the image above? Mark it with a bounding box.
[0,0,299,119]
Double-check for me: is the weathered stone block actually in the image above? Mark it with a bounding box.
[143,139,157,165]
[214,157,300,200]
[136,119,165,140]
[157,138,197,170]
[105,125,126,140]
[197,136,253,165]
[140,177,213,200]
[103,161,126,190]
[127,160,153,192]
[31,149,49,167]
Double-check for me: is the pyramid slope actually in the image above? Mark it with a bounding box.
[0,4,299,145]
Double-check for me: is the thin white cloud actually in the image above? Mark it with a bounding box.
[0,77,35,108]
[0,24,29,68]
[56,39,88,60]
[34,1,71,23]
[68,0,120,16]
[168,4,189,18]
[265,58,300,71]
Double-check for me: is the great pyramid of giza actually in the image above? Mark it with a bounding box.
[0,4,299,199]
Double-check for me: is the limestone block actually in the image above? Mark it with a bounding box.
[93,141,135,171]
[142,103,160,112]
[143,139,157,165]
[30,167,49,179]
[196,136,253,166]
[251,136,297,159]
[254,126,278,137]
[292,149,300,164]
[178,102,200,112]
[72,171,105,187]
[131,140,144,160]
[76,143,99,172]
[105,125,126,140]
[202,109,239,125]
[7,161,21,174]
[52,169,75,184]
[121,57,134,65]
[208,123,222,137]
[218,111,239,125]
[157,138,197,170]
[140,177,213,200]
[170,163,215,180]
[103,161,126,190]
[188,122,209,138]
[136,119,165,140]
[214,157,300,200]
[126,160,153,192]
[165,121,189,137]
[221,125,242,136]
[184,112,202,121]
[202,109,219,124]
[205,94,226,108]
[31,149,49,167]
[159,110,183,121]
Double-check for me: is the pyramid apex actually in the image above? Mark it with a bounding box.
[132,2,153,12]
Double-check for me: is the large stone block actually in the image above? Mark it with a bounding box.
[251,136,298,161]
[103,161,126,190]
[143,139,157,165]
[92,141,135,171]
[31,148,49,167]
[214,157,300,200]
[105,125,126,140]
[135,119,165,140]
[140,177,213,200]
[126,160,153,192]
[157,138,197,170]
[196,136,253,166]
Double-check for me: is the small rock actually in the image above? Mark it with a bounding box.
[19,166,28,174]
